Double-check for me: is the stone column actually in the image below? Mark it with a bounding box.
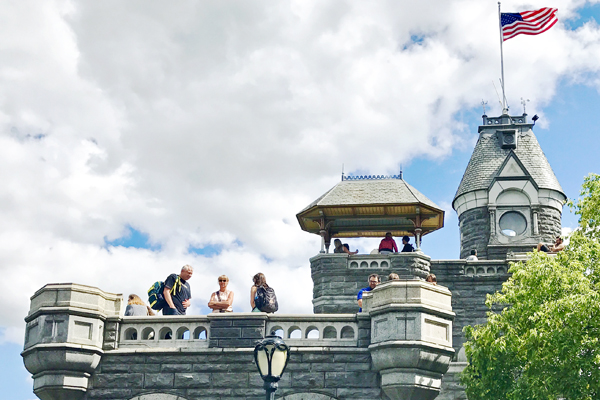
[362,280,455,400]
[21,283,122,400]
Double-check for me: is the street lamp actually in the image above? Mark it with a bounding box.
[254,335,290,400]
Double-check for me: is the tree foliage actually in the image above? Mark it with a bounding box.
[461,174,600,400]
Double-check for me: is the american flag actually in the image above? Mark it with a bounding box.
[501,7,558,41]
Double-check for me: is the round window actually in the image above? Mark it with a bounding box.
[499,211,527,236]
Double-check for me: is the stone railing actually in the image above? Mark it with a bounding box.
[348,254,391,269]
[117,314,359,348]
[118,315,210,349]
[463,260,509,276]
[266,314,358,347]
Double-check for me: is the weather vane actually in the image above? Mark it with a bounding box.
[521,97,530,114]
[481,100,488,115]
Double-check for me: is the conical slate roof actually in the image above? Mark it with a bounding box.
[297,177,444,238]
[454,125,564,204]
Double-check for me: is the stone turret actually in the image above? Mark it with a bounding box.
[21,283,122,400]
[453,112,566,260]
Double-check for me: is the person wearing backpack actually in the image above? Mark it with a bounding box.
[163,265,193,315]
[250,272,278,313]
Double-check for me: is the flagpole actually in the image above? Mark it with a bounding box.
[498,2,507,113]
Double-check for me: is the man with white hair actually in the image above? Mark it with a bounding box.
[163,264,193,315]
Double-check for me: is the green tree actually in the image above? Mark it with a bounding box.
[461,174,600,400]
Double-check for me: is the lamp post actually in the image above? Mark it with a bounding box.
[254,335,290,400]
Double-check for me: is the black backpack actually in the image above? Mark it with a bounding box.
[255,286,278,313]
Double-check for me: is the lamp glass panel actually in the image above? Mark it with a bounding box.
[256,350,269,376]
[270,349,288,377]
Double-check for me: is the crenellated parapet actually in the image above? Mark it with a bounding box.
[22,281,454,400]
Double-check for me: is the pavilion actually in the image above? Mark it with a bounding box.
[296,174,445,253]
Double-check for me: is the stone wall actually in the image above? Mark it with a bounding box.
[430,259,510,399]
[458,205,563,260]
[24,282,454,400]
[88,348,380,400]
[430,259,508,355]
[537,206,562,242]
[311,253,432,314]
[458,207,490,260]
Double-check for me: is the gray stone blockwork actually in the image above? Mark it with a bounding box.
[24,280,454,400]
[458,206,562,260]
[309,253,511,399]
[458,207,490,260]
[90,348,379,400]
[536,206,562,241]
[311,253,432,314]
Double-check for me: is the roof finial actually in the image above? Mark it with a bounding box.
[481,100,488,116]
[400,164,403,180]
[521,97,529,114]
[341,163,345,181]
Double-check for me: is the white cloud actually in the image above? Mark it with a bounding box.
[1,0,599,345]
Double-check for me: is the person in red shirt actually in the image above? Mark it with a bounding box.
[379,232,398,254]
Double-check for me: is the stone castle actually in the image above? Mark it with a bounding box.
[21,111,564,400]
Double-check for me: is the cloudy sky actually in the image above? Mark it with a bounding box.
[2,1,599,398]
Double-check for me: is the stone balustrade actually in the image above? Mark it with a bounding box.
[266,314,358,347]
[116,314,359,349]
[119,315,210,349]
[348,254,391,269]
[463,260,509,276]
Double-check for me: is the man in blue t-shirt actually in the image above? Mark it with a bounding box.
[357,274,380,312]
[163,265,193,315]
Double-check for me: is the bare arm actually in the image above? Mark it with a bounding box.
[343,247,358,255]
[163,287,176,309]
[207,292,219,310]
[208,291,235,310]
[250,286,257,309]
[551,243,565,252]
[357,298,363,308]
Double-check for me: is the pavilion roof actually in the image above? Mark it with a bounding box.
[297,176,444,238]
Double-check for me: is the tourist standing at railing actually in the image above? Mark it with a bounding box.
[357,274,379,312]
[426,273,437,285]
[466,249,478,261]
[208,275,234,313]
[333,239,358,255]
[125,294,155,316]
[163,265,193,316]
[379,232,398,254]
[401,236,414,252]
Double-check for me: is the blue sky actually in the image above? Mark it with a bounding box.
[2,1,599,399]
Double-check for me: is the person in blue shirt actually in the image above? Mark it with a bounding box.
[357,274,379,312]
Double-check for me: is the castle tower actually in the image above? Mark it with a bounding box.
[453,112,566,260]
